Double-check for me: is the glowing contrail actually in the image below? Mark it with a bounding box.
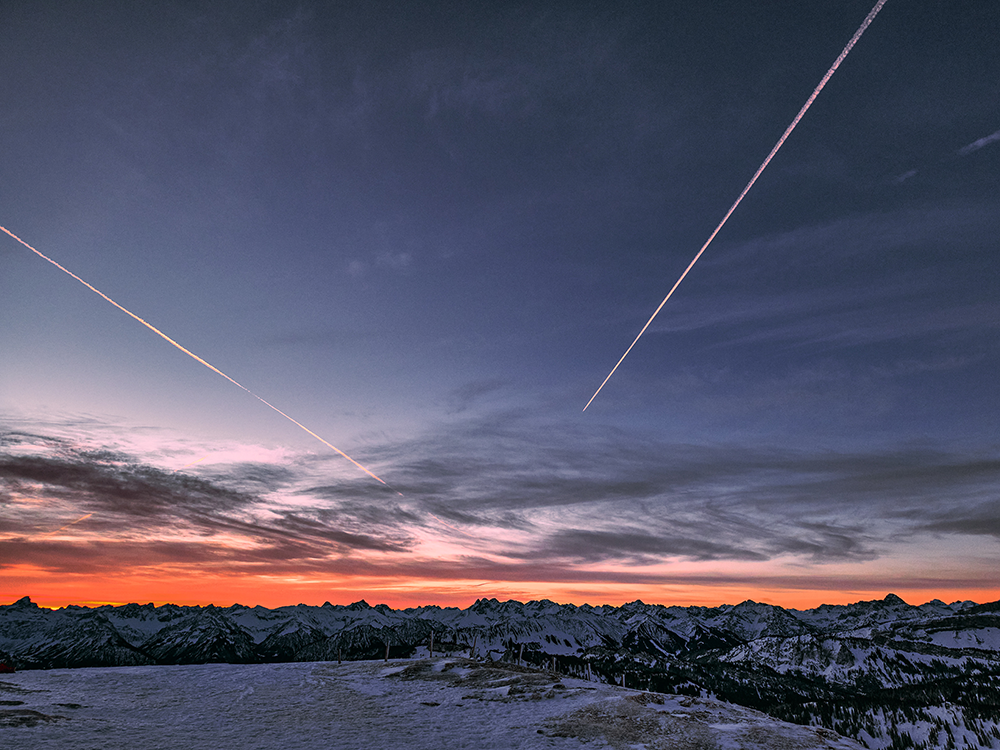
[584,0,889,411]
[177,455,210,470]
[40,513,94,537]
[1,225,388,486]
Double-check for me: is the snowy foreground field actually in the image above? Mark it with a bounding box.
[1,657,861,750]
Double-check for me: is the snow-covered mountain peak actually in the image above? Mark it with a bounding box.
[3,593,998,750]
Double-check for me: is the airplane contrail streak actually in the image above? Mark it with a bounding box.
[584,0,889,411]
[40,513,94,537]
[1,225,389,486]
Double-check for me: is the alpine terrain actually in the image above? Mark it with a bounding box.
[2,594,998,749]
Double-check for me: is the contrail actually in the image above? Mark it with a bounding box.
[40,513,94,537]
[1,225,389,486]
[584,0,889,411]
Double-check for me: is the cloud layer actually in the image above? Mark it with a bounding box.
[4,411,998,605]
[3,2,999,608]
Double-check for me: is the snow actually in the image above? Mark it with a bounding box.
[6,594,997,673]
[5,595,999,749]
[922,627,1000,650]
[1,657,864,750]
[848,705,1000,750]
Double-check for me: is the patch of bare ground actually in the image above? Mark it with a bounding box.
[382,659,862,748]
[544,692,864,750]
[385,657,588,703]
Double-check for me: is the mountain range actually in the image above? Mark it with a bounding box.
[3,593,998,749]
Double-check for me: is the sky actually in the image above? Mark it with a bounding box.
[2,0,999,611]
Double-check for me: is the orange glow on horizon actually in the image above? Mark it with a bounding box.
[5,564,996,612]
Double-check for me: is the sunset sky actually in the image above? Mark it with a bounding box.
[2,0,999,611]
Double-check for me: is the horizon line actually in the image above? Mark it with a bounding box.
[3,591,987,613]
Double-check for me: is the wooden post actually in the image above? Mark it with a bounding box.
[384,641,390,662]
[429,629,434,657]
[518,643,523,665]
[470,634,477,659]
[338,648,342,665]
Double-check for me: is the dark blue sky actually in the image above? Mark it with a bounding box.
[2,0,999,608]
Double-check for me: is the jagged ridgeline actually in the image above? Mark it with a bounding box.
[3,594,999,749]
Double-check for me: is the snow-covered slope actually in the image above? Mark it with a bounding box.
[1,657,864,750]
[3,593,999,749]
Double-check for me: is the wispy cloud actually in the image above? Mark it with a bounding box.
[642,206,1000,359]
[446,379,510,414]
[0,428,413,564]
[957,128,1000,156]
[3,413,999,591]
